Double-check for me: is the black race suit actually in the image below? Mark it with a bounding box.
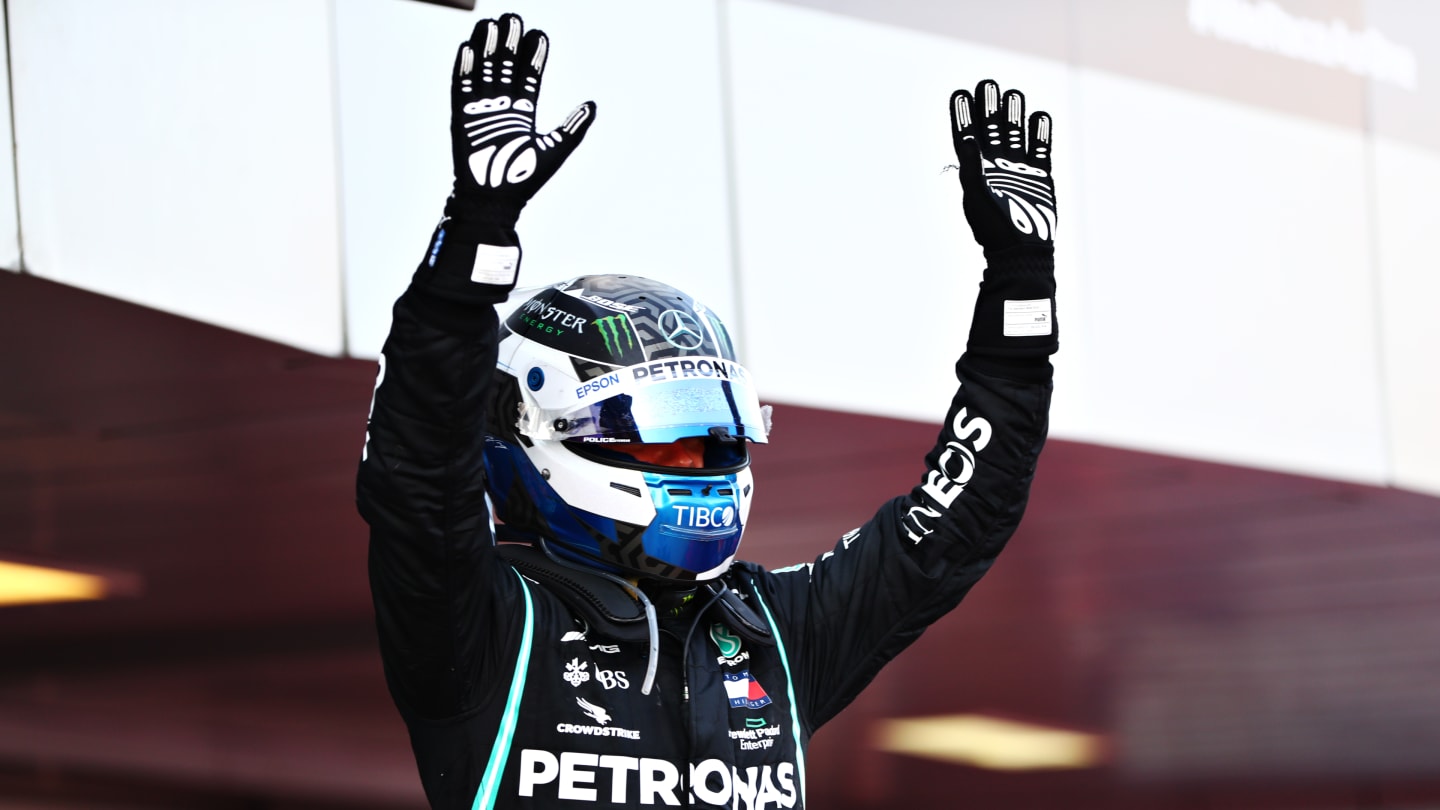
[357,249,1053,810]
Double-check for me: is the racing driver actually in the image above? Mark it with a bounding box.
[357,13,1059,810]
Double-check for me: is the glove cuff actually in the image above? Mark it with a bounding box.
[407,196,525,319]
[443,194,525,233]
[965,243,1057,380]
[982,242,1053,266]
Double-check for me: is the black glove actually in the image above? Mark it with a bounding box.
[419,13,596,305]
[950,80,1056,250]
[950,80,1057,375]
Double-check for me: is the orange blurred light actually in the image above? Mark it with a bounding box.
[0,559,109,606]
[873,713,1106,771]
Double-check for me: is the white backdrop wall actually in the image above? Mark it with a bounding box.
[1371,139,1440,497]
[8,0,345,355]
[334,0,737,358]
[7,0,1439,495]
[0,8,20,272]
[1064,69,1388,483]
[724,1,1082,434]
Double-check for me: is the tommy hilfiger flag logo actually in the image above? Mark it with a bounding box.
[722,670,772,709]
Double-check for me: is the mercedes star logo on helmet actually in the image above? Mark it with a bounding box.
[658,310,705,351]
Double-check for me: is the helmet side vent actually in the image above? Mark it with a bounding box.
[609,482,642,497]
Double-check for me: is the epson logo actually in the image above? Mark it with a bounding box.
[675,504,735,529]
[517,751,798,809]
[576,371,621,400]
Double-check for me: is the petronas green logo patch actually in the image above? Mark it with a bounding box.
[594,314,636,359]
[710,623,742,658]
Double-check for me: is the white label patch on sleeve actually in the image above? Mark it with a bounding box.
[1003,299,1053,337]
[471,244,521,286]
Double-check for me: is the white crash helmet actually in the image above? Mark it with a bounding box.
[483,275,770,582]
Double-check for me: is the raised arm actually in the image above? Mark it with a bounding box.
[355,14,594,720]
[756,80,1058,731]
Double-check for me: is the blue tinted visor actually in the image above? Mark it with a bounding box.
[520,359,770,445]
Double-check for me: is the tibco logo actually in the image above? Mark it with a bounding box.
[517,751,799,809]
[674,504,735,529]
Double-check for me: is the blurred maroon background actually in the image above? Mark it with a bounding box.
[3,271,1439,809]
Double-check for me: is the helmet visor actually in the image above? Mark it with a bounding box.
[519,358,770,445]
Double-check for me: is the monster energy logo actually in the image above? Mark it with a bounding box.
[594,314,636,359]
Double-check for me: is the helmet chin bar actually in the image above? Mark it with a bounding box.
[484,433,751,584]
[539,511,734,584]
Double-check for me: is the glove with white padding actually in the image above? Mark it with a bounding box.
[950,80,1058,375]
[418,13,596,307]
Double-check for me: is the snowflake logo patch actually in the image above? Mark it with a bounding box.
[563,658,591,687]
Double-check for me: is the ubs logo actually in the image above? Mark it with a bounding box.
[657,309,705,350]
